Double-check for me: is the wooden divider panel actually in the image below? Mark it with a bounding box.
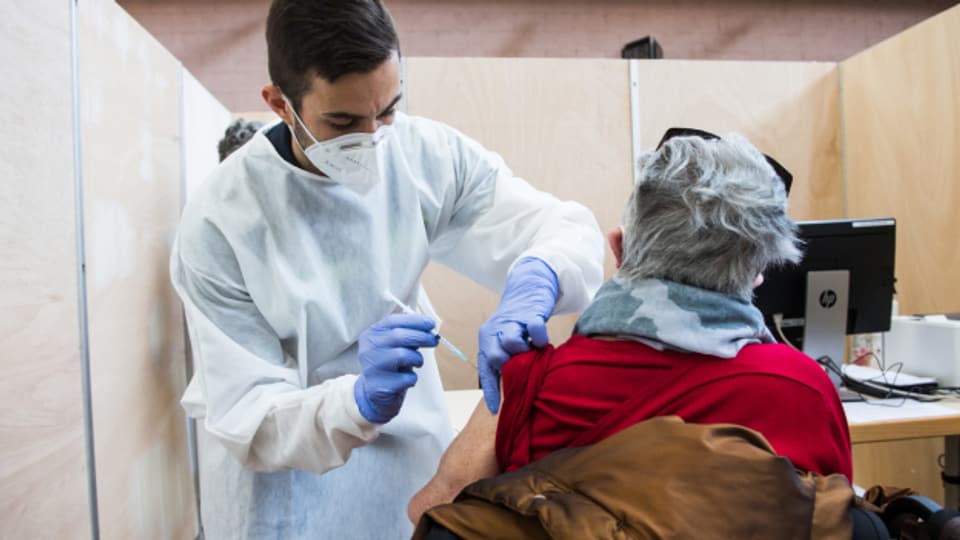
[79,1,196,537]
[183,69,232,203]
[633,59,843,221]
[406,57,633,388]
[842,5,960,316]
[0,2,92,537]
[406,57,844,388]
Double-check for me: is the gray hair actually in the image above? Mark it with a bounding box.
[619,133,802,300]
[218,118,263,162]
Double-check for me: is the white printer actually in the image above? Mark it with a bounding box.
[884,314,960,386]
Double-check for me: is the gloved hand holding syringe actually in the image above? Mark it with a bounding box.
[385,291,473,367]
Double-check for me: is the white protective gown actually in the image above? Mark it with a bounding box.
[170,112,603,539]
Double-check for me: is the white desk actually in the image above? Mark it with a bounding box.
[445,389,483,433]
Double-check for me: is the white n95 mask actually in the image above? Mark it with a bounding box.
[285,96,392,194]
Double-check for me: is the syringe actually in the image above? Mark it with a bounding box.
[384,292,472,365]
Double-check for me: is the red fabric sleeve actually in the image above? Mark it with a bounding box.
[667,374,853,481]
[495,346,555,472]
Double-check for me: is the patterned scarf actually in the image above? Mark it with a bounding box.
[573,276,774,358]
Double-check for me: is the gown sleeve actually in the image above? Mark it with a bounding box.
[171,223,379,474]
[427,126,604,314]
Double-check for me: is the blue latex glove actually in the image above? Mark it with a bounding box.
[478,257,559,413]
[354,313,439,424]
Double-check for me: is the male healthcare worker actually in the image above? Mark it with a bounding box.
[170,1,603,538]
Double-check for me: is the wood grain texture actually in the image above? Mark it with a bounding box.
[406,57,633,389]
[632,60,844,221]
[841,5,960,316]
[232,111,279,124]
[842,6,960,505]
[405,57,844,388]
[183,69,232,202]
[850,413,960,445]
[0,2,92,538]
[79,1,196,538]
[853,439,946,505]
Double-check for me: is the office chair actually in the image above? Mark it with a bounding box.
[853,504,892,539]
[881,494,960,539]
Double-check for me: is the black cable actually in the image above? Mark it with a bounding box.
[817,356,941,404]
[846,348,942,399]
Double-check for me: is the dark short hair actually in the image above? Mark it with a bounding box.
[266,0,399,112]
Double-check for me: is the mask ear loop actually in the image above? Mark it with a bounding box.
[281,94,321,153]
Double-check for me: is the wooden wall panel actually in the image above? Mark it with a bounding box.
[405,57,843,389]
[840,5,960,506]
[182,69,232,203]
[79,1,196,538]
[0,2,92,538]
[841,5,960,317]
[633,60,843,222]
[854,438,946,505]
[406,58,633,389]
[233,111,279,124]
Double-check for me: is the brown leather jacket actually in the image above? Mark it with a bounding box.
[414,416,853,540]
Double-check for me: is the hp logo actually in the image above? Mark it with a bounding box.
[819,289,837,309]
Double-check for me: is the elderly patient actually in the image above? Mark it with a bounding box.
[408,130,853,531]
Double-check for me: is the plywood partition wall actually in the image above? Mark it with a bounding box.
[234,111,280,124]
[842,4,960,317]
[405,58,633,388]
[0,2,92,537]
[183,70,233,203]
[79,1,196,538]
[405,57,844,389]
[633,60,844,222]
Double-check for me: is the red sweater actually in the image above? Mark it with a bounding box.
[496,334,853,481]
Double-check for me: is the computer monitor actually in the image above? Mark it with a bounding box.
[753,218,897,382]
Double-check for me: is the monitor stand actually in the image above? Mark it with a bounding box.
[802,270,850,392]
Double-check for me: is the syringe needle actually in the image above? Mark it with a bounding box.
[385,291,473,365]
